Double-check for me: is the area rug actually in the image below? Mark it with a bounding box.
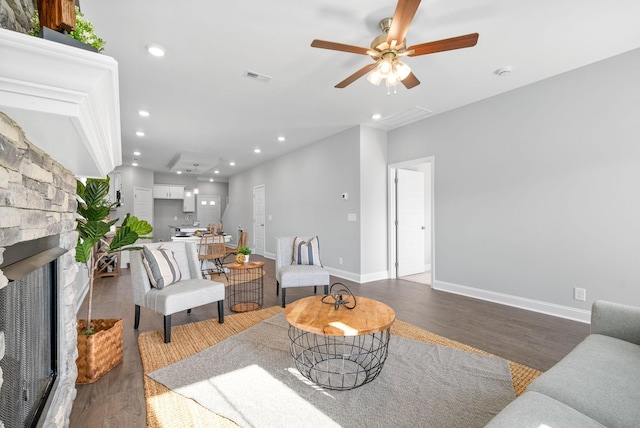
[138,306,541,428]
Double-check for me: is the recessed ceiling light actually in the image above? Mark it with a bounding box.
[229,162,236,166]
[146,44,166,57]
[214,170,219,174]
[176,171,182,174]
[278,136,285,142]
[371,113,382,120]
[138,110,150,117]
[209,178,214,182]
[132,162,138,167]
[133,151,141,156]
[136,131,145,137]
[254,148,261,153]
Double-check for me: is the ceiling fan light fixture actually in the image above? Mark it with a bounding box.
[386,72,400,87]
[367,69,383,86]
[379,57,393,74]
[395,61,411,80]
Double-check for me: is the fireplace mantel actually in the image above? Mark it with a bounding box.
[0,28,121,178]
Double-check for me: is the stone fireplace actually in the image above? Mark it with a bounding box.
[0,112,80,426]
[0,22,121,427]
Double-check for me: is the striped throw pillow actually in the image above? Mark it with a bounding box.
[292,236,323,266]
[142,247,181,289]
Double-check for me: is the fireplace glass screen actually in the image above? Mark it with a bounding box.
[0,261,56,428]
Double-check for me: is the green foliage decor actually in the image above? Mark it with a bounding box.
[29,6,105,53]
[238,246,252,255]
[76,177,152,334]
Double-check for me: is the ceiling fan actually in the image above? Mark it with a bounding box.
[311,0,479,89]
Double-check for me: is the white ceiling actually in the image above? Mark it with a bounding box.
[80,0,640,181]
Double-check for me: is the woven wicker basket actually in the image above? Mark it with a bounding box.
[76,318,123,384]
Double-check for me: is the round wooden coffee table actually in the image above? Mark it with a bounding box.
[285,295,395,390]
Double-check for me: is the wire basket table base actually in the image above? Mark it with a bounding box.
[288,325,391,390]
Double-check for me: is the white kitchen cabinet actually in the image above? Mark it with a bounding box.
[153,185,184,199]
[183,190,195,212]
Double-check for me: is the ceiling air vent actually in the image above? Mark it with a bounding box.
[372,106,433,130]
[242,70,272,83]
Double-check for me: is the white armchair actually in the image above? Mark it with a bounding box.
[130,241,225,343]
[276,236,330,307]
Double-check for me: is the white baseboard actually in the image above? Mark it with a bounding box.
[325,267,361,283]
[432,280,591,324]
[359,270,390,283]
[324,268,389,284]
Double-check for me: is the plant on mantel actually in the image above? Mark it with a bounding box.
[75,176,152,335]
[29,5,105,52]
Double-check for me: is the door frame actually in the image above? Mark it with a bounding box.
[252,184,266,256]
[387,156,435,279]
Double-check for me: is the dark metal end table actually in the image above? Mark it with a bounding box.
[225,261,265,312]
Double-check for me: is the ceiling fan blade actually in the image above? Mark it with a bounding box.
[407,33,479,57]
[401,72,421,89]
[311,40,370,55]
[387,0,421,45]
[335,63,377,88]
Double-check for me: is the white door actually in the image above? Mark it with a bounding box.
[133,187,153,224]
[197,195,221,227]
[396,169,425,276]
[253,185,265,255]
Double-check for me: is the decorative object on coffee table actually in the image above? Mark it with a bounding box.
[321,282,357,310]
[285,295,395,390]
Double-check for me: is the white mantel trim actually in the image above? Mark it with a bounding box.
[0,28,121,178]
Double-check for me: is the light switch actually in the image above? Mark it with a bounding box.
[347,213,357,222]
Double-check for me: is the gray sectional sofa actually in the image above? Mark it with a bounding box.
[487,300,640,428]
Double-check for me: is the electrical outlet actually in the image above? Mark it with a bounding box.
[574,287,586,301]
[339,257,343,265]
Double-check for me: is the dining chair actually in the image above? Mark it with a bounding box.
[225,231,248,259]
[198,235,228,280]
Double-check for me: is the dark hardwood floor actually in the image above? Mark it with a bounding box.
[69,255,590,428]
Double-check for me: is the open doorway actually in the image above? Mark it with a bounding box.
[388,157,434,285]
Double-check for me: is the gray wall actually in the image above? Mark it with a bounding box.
[111,165,154,221]
[359,126,389,280]
[226,126,378,279]
[388,48,640,320]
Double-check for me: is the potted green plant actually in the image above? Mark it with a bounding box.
[236,246,252,264]
[75,176,152,383]
[30,6,105,53]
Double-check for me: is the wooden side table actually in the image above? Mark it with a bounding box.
[225,261,265,312]
[285,295,395,390]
